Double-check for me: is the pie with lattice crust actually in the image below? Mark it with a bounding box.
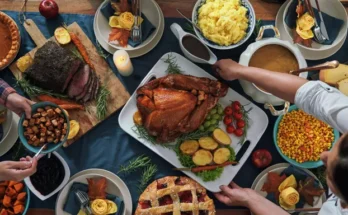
[0,12,20,69]
[135,176,215,215]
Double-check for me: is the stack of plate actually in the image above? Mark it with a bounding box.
[276,0,348,60]
[94,0,165,58]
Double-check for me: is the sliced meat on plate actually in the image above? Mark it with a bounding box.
[82,71,96,103]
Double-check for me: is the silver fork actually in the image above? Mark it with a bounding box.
[304,0,326,43]
[75,190,93,215]
[131,0,142,43]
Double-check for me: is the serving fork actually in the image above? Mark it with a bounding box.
[75,190,93,215]
[304,0,327,43]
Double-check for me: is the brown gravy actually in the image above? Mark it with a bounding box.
[248,45,299,92]
[182,36,210,61]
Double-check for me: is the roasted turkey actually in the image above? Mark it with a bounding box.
[136,74,228,143]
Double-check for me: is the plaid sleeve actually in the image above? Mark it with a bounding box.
[0,79,16,106]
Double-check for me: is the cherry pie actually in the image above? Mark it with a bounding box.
[135,176,215,215]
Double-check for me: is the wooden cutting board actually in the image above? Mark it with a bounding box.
[9,19,130,146]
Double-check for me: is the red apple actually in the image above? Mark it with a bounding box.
[252,149,272,168]
[39,0,59,19]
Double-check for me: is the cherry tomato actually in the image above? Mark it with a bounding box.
[233,111,243,120]
[232,101,241,111]
[234,128,244,137]
[226,125,235,134]
[223,116,233,125]
[237,120,245,128]
[224,106,233,116]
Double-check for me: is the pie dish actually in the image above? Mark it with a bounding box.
[0,12,20,70]
[135,176,215,215]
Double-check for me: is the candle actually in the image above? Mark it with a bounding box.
[113,50,133,76]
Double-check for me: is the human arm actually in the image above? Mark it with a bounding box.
[213,59,308,103]
[214,59,348,133]
[214,182,289,215]
[0,79,34,118]
[0,157,37,181]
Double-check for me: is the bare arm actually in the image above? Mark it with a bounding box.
[213,59,308,102]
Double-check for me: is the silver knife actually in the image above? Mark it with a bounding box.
[315,0,330,40]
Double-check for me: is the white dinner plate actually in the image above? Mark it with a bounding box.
[94,0,164,57]
[0,112,19,157]
[55,169,132,215]
[275,0,346,60]
[118,52,269,192]
[251,163,326,215]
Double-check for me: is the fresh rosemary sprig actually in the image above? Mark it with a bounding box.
[253,19,262,37]
[138,163,158,192]
[117,155,151,175]
[96,85,110,120]
[70,46,83,61]
[238,104,253,145]
[96,41,110,59]
[163,54,183,74]
[176,129,212,145]
[16,76,68,98]
[132,125,157,144]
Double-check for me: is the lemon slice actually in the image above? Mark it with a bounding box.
[109,16,121,28]
[68,120,80,140]
[16,55,33,73]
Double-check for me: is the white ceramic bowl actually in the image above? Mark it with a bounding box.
[283,0,348,54]
[0,107,13,145]
[24,152,70,201]
[97,0,162,51]
[192,0,256,50]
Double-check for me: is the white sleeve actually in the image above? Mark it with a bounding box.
[295,81,348,134]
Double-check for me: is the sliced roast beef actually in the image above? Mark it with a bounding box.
[81,71,96,103]
[67,64,90,98]
[93,76,100,100]
[26,41,82,93]
[75,69,93,101]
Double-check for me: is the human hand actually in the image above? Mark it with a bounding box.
[0,157,37,181]
[212,59,246,81]
[6,93,34,118]
[214,182,257,207]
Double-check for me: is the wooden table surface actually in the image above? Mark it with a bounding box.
[1,0,347,214]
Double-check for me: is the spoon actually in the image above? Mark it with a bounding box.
[176,9,201,32]
[33,143,48,158]
[290,60,339,76]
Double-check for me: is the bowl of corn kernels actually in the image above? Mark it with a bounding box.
[273,105,340,169]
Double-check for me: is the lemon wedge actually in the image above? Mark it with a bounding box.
[67,120,80,140]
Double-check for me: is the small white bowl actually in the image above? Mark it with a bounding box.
[283,0,348,54]
[192,0,256,50]
[24,152,70,201]
[0,107,13,145]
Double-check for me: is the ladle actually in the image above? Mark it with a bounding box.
[290,60,339,76]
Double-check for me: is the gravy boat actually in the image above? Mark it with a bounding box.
[170,23,217,65]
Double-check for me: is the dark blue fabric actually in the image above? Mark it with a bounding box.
[63,182,123,215]
[100,1,156,47]
[265,165,321,214]
[0,10,347,212]
[284,0,344,45]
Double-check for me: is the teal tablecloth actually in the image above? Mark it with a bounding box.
[0,11,347,212]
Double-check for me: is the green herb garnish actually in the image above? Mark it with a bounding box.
[16,76,68,99]
[227,145,236,161]
[138,163,158,192]
[176,129,212,145]
[117,155,151,175]
[238,103,253,145]
[132,125,157,144]
[96,41,110,59]
[184,23,196,35]
[196,168,224,182]
[163,53,183,74]
[253,19,262,37]
[96,85,110,120]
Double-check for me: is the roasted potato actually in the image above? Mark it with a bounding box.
[198,137,218,150]
[192,149,213,166]
[180,140,199,155]
[133,111,143,126]
[213,148,231,164]
[213,128,232,145]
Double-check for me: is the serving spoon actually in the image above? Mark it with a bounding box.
[290,60,339,76]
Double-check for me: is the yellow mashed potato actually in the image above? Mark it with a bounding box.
[198,0,249,46]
